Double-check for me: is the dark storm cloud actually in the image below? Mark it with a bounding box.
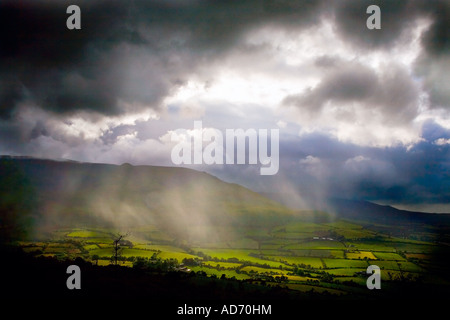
[271,123,450,205]
[0,0,328,119]
[209,123,449,208]
[419,0,450,56]
[0,0,447,119]
[314,55,342,68]
[0,0,134,118]
[0,122,27,153]
[283,62,420,123]
[333,0,449,110]
[333,0,449,53]
[419,1,449,110]
[416,56,450,110]
[283,64,378,112]
[333,0,421,50]
[370,121,450,204]
[413,0,449,110]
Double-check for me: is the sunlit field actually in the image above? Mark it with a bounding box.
[17,217,450,297]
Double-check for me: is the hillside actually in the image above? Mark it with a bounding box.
[0,156,298,241]
[2,157,450,300]
[326,198,450,226]
[261,192,450,226]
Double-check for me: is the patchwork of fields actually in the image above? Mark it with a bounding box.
[18,219,449,296]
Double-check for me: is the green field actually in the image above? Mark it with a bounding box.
[284,240,345,250]
[89,248,117,258]
[134,244,186,252]
[323,220,364,230]
[158,251,198,261]
[18,217,450,297]
[192,248,291,268]
[373,252,406,261]
[326,268,367,276]
[66,230,111,238]
[346,251,377,260]
[369,260,400,270]
[322,259,369,269]
[83,244,99,251]
[335,277,367,286]
[397,261,423,272]
[270,256,324,268]
[189,266,251,280]
[285,283,345,295]
[203,261,242,269]
[241,266,289,275]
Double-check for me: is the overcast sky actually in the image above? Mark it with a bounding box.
[0,0,448,211]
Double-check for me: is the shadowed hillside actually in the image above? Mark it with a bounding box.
[0,156,298,241]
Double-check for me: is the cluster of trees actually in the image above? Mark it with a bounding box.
[248,252,291,267]
[90,254,147,265]
[319,272,335,283]
[195,251,282,270]
[326,230,345,242]
[195,252,240,264]
[291,267,339,283]
[194,271,239,281]
[385,271,422,283]
[292,266,314,277]
[132,256,180,272]
[244,271,289,283]
[181,257,202,266]
[292,262,314,271]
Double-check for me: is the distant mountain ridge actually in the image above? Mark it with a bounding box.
[0,156,298,241]
[261,192,450,226]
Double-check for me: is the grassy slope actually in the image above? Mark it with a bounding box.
[2,157,450,297]
[0,157,299,242]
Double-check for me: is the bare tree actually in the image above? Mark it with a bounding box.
[112,233,129,266]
